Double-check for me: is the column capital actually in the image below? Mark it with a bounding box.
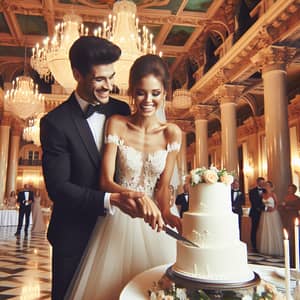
[251,46,297,73]
[190,104,214,120]
[214,84,244,105]
[1,111,12,126]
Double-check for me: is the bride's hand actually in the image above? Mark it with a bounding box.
[162,211,182,234]
[135,195,164,232]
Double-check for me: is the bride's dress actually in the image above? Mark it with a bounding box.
[66,135,179,300]
[258,196,283,256]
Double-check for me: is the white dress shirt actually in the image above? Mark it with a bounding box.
[75,92,114,214]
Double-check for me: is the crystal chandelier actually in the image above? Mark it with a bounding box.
[31,1,158,94]
[23,113,45,146]
[4,76,45,120]
[31,14,83,93]
[102,0,159,93]
[172,89,192,109]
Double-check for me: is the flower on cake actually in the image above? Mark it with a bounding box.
[189,165,234,186]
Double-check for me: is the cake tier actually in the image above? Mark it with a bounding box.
[174,241,254,283]
[182,212,239,247]
[189,182,231,214]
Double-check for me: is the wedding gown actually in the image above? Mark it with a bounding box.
[31,196,46,233]
[258,196,283,256]
[66,135,179,300]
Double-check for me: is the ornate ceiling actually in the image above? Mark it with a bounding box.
[0,0,300,136]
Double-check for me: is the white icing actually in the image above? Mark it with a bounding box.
[175,181,254,283]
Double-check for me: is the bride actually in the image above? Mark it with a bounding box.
[258,180,283,256]
[66,54,182,299]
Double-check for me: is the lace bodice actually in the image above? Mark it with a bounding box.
[263,196,275,208]
[105,134,180,198]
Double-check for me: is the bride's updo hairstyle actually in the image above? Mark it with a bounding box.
[128,54,170,96]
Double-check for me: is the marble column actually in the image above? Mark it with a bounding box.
[191,105,214,168]
[252,46,296,203]
[0,113,12,204]
[216,84,244,174]
[6,121,22,196]
[177,131,187,180]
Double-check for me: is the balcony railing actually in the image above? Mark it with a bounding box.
[19,159,42,166]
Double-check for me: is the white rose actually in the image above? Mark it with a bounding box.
[203,170,218,183]
[191,173,201,185]
[220,174,234,185]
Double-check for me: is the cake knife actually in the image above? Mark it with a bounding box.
[163,225,199,248]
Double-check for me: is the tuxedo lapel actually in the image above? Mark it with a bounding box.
[68,95,100,168]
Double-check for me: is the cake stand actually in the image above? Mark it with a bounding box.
[165,266,261,299]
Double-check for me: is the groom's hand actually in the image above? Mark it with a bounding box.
[110,192,143,218]
[110,192,164,231]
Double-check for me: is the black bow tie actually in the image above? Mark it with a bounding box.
[233,190,240,192]
[84,104,108,119]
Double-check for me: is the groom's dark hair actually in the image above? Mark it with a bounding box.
[69,36,121,76]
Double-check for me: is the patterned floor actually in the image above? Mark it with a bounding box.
[0,226,284,300]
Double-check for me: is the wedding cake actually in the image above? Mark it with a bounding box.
[172,167,254,283]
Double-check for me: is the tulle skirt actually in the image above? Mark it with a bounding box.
[66,209,176,300]
[258,210,283,256]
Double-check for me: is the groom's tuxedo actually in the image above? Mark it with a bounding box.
[249,186,265,251]
[40,92,130,299]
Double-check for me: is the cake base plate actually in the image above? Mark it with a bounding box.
[166,266,260,290]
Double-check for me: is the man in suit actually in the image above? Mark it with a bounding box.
[231,178,245,238]
[249,176,265,252]
[15,184,34,236]
[176,182,190,218]
[40,36,164,300]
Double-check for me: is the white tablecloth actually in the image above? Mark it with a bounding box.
[0,209,32,226]
[120,264,297,299]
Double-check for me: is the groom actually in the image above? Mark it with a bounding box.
[40,36,164,300]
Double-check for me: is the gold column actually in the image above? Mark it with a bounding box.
[177,131,187,180]
[191,105,214,168]
[6,120,22,195]
[215,84,244,174]
[252,46,296,202]
[0,113,12,204]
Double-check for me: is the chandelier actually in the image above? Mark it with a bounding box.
[23,113,45,146]
[4,76,45,120]
[172,89,192,109]
[31,14,83,93]
[31,1,158,94]
[103,0,158,93]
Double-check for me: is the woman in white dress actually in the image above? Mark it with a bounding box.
[258,180,283,256]
[66,54,182,300]
[31,190,46,233]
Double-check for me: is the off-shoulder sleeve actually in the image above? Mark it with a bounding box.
[167,142,181,153]
[104,134,124,146]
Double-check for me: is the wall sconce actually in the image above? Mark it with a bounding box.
[244,163,254,177]
[292,156,300,175]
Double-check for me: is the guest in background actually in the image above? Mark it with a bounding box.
[249,177,265,252]
[176,182,189,218]
[279,183,300,267]
[15,184,34,237]
[5,191,17,209]
[231,178,245,238]
[169,185,179,216]
[258,181,283,256]
[282,184,300,211]
[31,189,46,233]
